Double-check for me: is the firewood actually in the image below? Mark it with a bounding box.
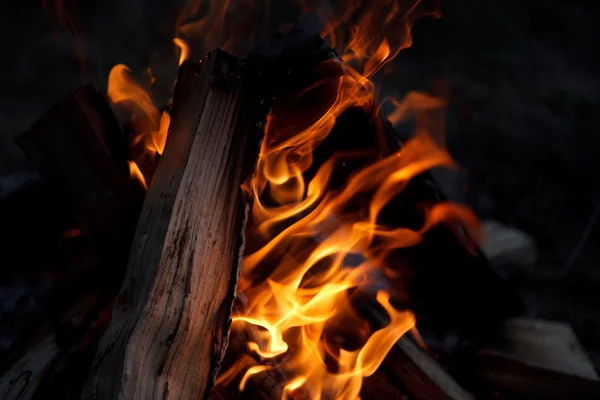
[82,50,260,400]
[16,85,143,258]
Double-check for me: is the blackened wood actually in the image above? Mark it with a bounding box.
[82,50,259,400]
[16,85,143,258]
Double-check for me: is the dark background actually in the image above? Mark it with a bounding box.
[1,0,598,365]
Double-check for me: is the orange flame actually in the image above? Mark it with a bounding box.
[173,37,190,66]
[107,64,171,188]
[127,161,148,190]
[222,1,477,398]
[92,0,474,397]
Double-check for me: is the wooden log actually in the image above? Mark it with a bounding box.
[82,50,260,400]
[16,84,143,258]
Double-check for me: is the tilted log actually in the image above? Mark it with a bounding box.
[16,85,143,257]
[82,50,260,400]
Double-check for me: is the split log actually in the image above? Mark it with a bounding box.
[83,50,260,400]
[16,85,143,257]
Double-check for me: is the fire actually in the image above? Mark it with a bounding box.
[221,1,478,399]
[107,64,171,187]
[173,38,190,66]
[51,0,479,397]
[127,160,148,191]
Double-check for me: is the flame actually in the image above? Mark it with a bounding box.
[223,1,477,398]
[173,38,190,66]
[48,0,477,396]
[107,64,171,188]
[127,161,148,190]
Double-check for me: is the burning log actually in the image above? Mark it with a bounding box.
[220,29,515,399]
[82,51,260,400]
[16,85,144,257]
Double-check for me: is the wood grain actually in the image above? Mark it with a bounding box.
[82,51,259,400]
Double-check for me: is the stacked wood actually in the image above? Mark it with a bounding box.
[82,50,260,400]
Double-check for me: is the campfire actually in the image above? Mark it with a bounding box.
[2,1,599,400]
